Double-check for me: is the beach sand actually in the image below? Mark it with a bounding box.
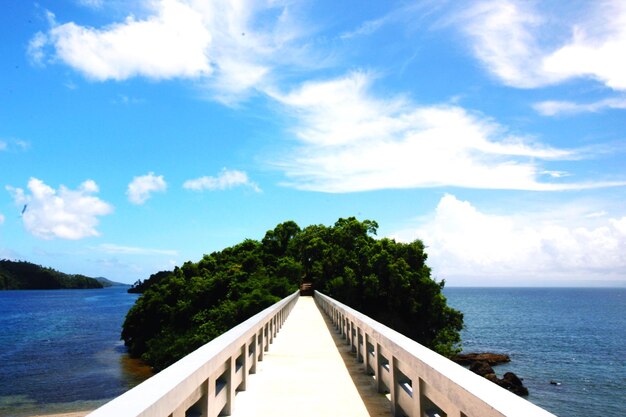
[29,412,91,417]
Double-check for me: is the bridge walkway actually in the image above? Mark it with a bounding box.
[230,296,391,417]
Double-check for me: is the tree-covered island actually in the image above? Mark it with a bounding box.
[0,259,106,290]
[122,218,464,371]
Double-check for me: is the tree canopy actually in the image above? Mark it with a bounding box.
[121,218,463,371]
[0,260,104,290]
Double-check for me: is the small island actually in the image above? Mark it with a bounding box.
[121,218,464,371]
[0,259,110,290]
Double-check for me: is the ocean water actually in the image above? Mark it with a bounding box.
[0,287,152,417]
[1,287,623,417]
[444,287,626,417]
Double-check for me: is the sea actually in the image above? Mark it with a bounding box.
[444,287,626,417]
[0,287,624,417]
[0,286,152,417]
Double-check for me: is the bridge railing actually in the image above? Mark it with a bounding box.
[315,291,557,417]
[88,291,299,417]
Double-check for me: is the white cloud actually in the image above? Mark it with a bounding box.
[127,172,167,205]
[0,213,4,225]
[29,0,306,101]
[97,243,178,256]
[77,0,103,9]
[270,71,623,192]
[183,169,260,192]
[458,0,551,88]
[36,0,212,81]
[396,194,626,282]
[6,178,113,240]
[458,1,626,91]
[27,32,48,66]
[533,97,626,116]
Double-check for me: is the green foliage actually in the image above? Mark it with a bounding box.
[0,259,104,290]
[121,218,463,371]
[128,270,173,293]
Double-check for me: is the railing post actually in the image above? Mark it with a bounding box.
[240,343,249,391]
[207,376,217,417]
[364,332,371,373]
[357,327,364,363]
[268,320,274,345]
[223,356,236,415]
[251,333,258,373]
[375,343,385,393]
[410,378,423,417]
[390,356,400,417]
[258,328,265,361]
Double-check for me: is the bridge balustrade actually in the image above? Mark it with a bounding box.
[87,291,299,417]
[315,291,557,417]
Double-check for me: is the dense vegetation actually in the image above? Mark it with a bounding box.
[122,218,463,371]
[0,260,104,290]
[127,270,173,293]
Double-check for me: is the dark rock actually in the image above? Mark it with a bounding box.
[503,372,524,386]
[469,361,495,377]
[466,362,529,397]
[499,372,529,396]
[453,352,511,366]
[484,373,499,383]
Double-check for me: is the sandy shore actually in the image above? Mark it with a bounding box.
[29,412,92,417]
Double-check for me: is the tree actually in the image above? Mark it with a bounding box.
[121,218,463,370]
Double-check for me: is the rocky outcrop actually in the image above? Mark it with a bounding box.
[466,359,529,397]
[499,372,529,396]
[469,361,495,377]
[453,352,511,366]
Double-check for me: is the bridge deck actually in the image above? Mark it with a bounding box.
[231,296,391,417]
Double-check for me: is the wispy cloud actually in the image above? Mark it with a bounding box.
[0,213,4,225]
[127,172,167,205]
[96,243,178,256]
[0,138,30,152]
[28,0,308,102]
[534,97,626,116]
[457,0,626,91]
[77,0,103,9]
[6,178,113,240]
[183,169,260,192]
[394,194,626,282]
[270,71,620,192]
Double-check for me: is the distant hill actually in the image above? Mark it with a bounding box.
[0,260,104,290]
[96,277,128,287]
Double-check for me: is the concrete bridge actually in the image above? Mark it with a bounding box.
[88,292,558,417]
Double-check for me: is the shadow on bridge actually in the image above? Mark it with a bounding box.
[319,298,392,417]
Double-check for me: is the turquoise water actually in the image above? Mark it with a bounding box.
[0,287,151,417]
[444,287,626,417]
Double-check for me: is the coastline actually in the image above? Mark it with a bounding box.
[29,412,91,417]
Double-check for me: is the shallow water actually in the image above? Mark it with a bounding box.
[0,287,152,417]
[444,287,626,417]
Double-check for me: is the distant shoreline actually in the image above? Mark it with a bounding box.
[29,412,91,417]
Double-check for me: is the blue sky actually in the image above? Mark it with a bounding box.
[2,0,625,286]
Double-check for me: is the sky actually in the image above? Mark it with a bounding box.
[1,0,625,287]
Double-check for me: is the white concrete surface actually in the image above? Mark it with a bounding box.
[231,296,389,417]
